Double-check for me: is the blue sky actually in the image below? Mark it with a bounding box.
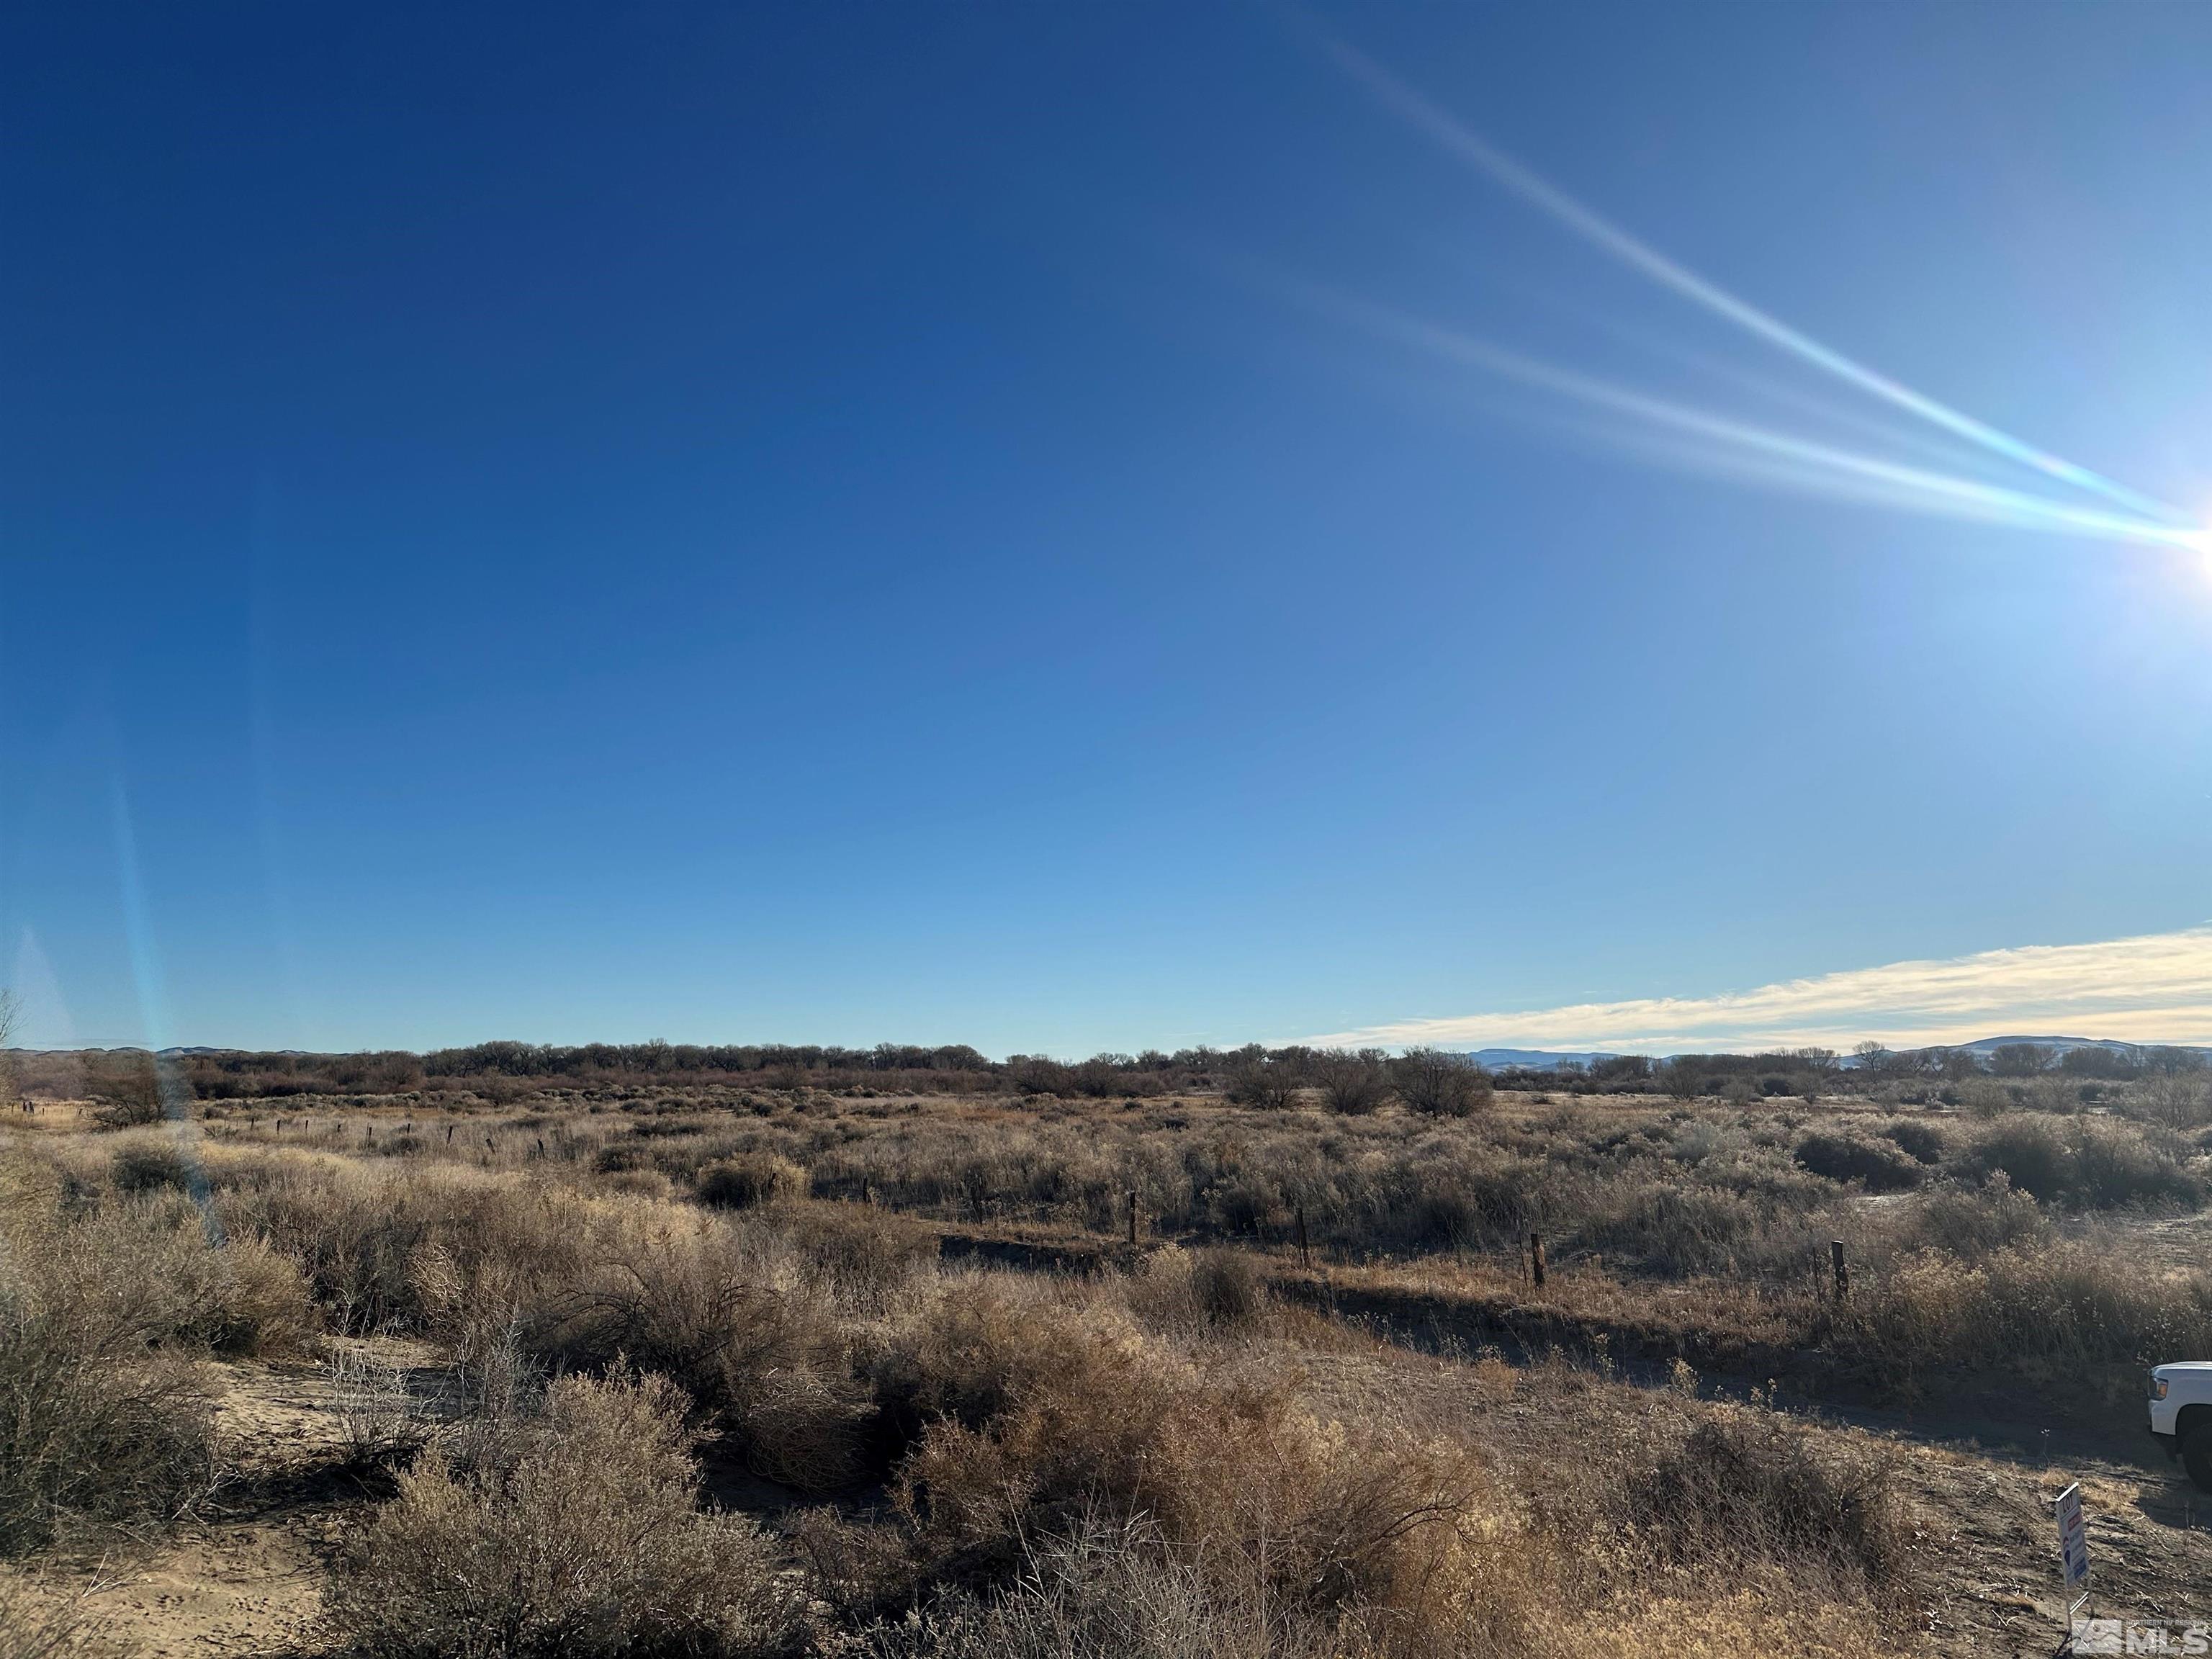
[5,4,2211,1055]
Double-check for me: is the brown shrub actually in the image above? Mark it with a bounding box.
[323,1368,804,1658]
[109,1137,197,1195]
[1310,1048,1391,1116]
[697,1154,810,1210]
[84,1051,163,1130]
[1125,1247,1267,1334]
[531,1222,869,1493]
[858,1512,1351,1658]
[1839,1241,2212,1392]
[1616,1413,1907,1593]
[0,1161,232,1553]
[775,1202,938,1312]
[1390,1048,1491,1118]
[891,1315,1494,1646]
[1791,1132,1924,1193]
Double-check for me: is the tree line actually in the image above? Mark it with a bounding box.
[16,1033,2203,1108]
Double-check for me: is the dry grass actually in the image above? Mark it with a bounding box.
[696,1152,811,1210]
[322,1367,804,1659]
[0,1146,310,1552]
[12,1082,2179,1655]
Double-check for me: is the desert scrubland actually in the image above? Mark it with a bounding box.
[6,1043,2212,1657]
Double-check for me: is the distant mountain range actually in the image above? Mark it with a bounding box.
[1461,1036,2212,1070]
[1938,1035,2206,1060]
[1462,1048,1624,1070]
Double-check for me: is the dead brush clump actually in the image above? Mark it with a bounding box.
[208,1150,616,1334]
[886,1304,1533,1655]
[212,1148,891,1495]
[0,1153,266,1554]
[328,1344,439,1476]
[521,1211,873,1493]
[107,1134,199,1195]
[323,1367,804,1659]
[1962,1114,2203,1210]
[1610,1411,1908,1595]
[1123,1245,1269,1334]
[774,1201,938,1314]
[1871,1181,2048,1259]
[1791,1131,1925,1193]
[858,1277,1080,1463]
[858,1511,1356,1659]
[696,1151,811,1210]
[1838,1239,2212,1392]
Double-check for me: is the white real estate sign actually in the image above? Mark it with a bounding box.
[2055,1482,2091,1601]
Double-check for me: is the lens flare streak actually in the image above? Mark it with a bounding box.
[1331,297,2210,552]
[1323,36,2203,547]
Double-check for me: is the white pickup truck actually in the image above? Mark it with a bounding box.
[2150,1363,2212,1488]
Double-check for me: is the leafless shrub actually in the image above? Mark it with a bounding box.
[1389,1048,1491,1118]
[1310,1048,1390,1116]
[323,1368,804,1658]
[861,1511,1347,1659]
[892,1316,1493,1645]
[1840,1240,2212,1390]
[775,1202,938,1313]
[1955,1079,2014,1120]
[1791,1132,1924,1192]
[696,1153,810,1209]
[1223,1056,1300,1112]
[1125,1247,1267,1334]
[329,1346,435,1474]
[533,1225,869,1493]
[1965,1115,2202,1209]
[2134,1072,2212,1130]
[84,1051,164,1130]
[0,1167,223,1552]
[109,1138,196,1195]
[1616,1413,1907,1593]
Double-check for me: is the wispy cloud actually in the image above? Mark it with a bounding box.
[1305,926,2212,1053]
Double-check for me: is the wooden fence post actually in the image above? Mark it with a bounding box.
[1295,1204,1310,1269]
[1127,1190,1138,1246]
[1831,1240,1848,1303]
[1530,1233,1546,1290]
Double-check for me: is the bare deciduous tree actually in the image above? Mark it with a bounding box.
[0,987,17,1103]
[1390,1046,1491,1118]
[1225,1046,1300,1111]
[1988,1043,2049,1079]
[1311,1047,1390,1115]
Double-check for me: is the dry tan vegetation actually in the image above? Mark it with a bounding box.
[4,1073,2210,1655]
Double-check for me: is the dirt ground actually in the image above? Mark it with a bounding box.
[1,1340,450,1658]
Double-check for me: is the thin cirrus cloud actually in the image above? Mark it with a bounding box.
[1304,925,2212,1054]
